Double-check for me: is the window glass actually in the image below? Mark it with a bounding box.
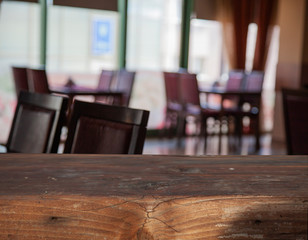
[127,0,182,71]
[127,0,182,130]
[188,19,224,85]
[0,1,40,142]
[47,6,119,87]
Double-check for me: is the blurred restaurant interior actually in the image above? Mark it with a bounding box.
[0,0,308,155]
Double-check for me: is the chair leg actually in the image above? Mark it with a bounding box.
[176,112,186,146]
[234,115,243,153]
[201,116,208,153]
[162,110,180,139]
[218,116,223,154]
[227,116,237,153]
[162,113,170,138]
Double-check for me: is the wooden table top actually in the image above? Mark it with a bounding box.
[0,154,307,197]
[0,154,307,239]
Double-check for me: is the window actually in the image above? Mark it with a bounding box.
[0,1,40,142]
[188,19,224,85]
[127,0,182,71]
[47,5,119,87]
[127,0,183,129]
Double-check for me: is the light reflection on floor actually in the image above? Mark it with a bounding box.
[143,134,286,156]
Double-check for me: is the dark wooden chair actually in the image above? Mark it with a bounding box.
[180,70,245,152]
[11,66,29,97]
[113,69,136,106]
[97,69,115,90]
[178,72,221,142]
[163,72,182,137]
[64,100,149,154]
[95,69,116,104]
[282,88,308,154]
[5,91,68,153]
[27,68,51,94]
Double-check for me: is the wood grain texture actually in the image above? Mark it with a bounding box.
[0,154,307,239]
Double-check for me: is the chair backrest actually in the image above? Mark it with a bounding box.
[27,68,50,94]
[241,71,265,108]
[226,70,245,91]
[95,70,115,103]
[179,72,200,106]
[163,72,181,104]
[282,88,308,155]
[64,100,149,154]
[6,91,68,153]
[244,71,264,92]
[97,69,115,90]
[11,66,29,97]
[222,70,245,109]
[114,69,136,106]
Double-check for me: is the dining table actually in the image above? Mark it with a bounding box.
[199,86,263,151]
[198,86,262,108]
[0,154,307,239]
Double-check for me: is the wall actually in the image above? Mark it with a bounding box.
[301,0,308,87]
[272,0,306,142]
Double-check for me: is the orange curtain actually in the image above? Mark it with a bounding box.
[231,0,255,69]
[253,0,278,71]
[216,0,277,71]
[217,0,254,70]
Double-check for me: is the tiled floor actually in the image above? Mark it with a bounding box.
[143,134,286,155]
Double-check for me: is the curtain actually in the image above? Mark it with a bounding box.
[216,0,254,70]
[216,0,277,71]
[253,0,278,71]
[232,0,255,69]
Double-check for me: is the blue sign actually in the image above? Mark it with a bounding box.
[92,19,112,55]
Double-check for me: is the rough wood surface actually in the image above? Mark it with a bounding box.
[0,154,307,239]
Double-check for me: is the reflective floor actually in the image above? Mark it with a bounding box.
[143,134,286,155]
[0,132,286,155]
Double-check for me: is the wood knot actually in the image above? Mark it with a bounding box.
[48,216,67,224]
[50,216,58,221]
[254,219,262,225]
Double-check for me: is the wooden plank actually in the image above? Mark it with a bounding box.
[0,154,307,239]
